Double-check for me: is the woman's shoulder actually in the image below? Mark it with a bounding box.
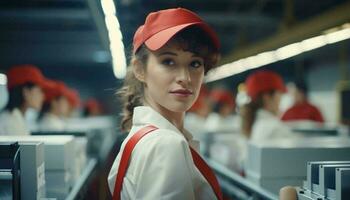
[131,127,189,155]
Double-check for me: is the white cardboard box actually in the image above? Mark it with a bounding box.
[246,137,350,179]
[0,136,75,171]
[17,142,46,200]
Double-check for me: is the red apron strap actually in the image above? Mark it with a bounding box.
[112,125,223,200]
[190,147,223,200]
[112,125,158,200]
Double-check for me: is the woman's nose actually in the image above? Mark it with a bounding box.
[176,67,191,85]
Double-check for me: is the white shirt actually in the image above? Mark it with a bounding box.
[38,113,66,131]
[0,108,30,135]
[108,106,216,200]
[251,109,294,142]
[205,113,240,134]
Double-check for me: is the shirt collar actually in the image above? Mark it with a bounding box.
[132,106,193,141]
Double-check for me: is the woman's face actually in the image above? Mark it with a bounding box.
[263,91,282,115]
[23,85,44,110]
[56,96,70,117]
[139,42,205,115]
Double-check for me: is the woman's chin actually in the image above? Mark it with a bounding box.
[166,104,192,113]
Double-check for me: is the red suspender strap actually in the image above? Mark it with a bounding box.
[190,147,223,200]
[112,125,158,200]
[112,125,223,200]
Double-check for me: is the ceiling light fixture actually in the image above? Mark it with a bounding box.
[101,0,127,79]
[206,23,350,82]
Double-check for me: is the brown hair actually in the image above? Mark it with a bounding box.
[117,26,220,132]
[240,90,275,138]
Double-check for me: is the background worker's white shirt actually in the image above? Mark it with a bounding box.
[108,106,216,200]
[0,108,30,135]
[184,113,208,141]
[205,113,241,133]
[38,113,66,131]
[251,109,294,142]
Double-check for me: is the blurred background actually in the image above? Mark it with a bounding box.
[0,0,349,120]
[1,0,350,200]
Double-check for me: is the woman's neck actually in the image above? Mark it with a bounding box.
[49,106,61,117]
[144,101,185,133]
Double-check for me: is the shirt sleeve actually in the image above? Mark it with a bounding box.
[132,131,196,200]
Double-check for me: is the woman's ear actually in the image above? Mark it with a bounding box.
[132,59,145,82]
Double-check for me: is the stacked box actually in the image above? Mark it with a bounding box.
[246,137,350,194]
[0,136,75,199]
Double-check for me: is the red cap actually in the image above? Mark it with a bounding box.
[84,98,102,114]
[44,80,70,103]
[210,89,235,107]
[66,88,80,108]
[133,8,220,53]
[7,64,52,90]
[189,85,209,112]
[245,70,286,100]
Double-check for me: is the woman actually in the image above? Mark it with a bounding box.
[241,70,294,141]
[83,98,102,117]
[38,80,70,131]
[0,65,50,135]
[206,88,239,133]
[108,8,222,200]
[185,85,212,137]
[281,80,324,123]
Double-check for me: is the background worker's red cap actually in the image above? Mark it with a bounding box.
[210,89,235,107]
[189,85,209,112]
[66,88,80,108]
[44,80,70,103]
[133,8,220,53]
[245,70,286,100]
[7,64,52,90]
[84,98,102,114]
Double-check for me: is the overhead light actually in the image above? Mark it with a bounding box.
[0,73,7,85]
[206,23,350,82]
[325,28,350,44]
[101,0,116,15]
[300,35,326,51]
[101,0,127,79]
[275,43,303,60]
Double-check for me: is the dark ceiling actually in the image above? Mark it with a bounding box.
[0,0,349,111]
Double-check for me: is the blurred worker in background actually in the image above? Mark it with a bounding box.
[281,80,324,124]
[83,98,103,117]
[241,70,294,142]
[37,80,70,131]
[65,88,80,118]
[206,88,239,133]
[108,8,223,199]
[0,65,50,135]
[184,85,212,138]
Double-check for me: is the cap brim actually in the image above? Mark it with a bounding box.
[37,78,54,90]
[280,85,287,93]
[145,22,220,51]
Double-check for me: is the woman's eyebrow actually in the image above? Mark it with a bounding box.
[191,54,201,58]
[157,51,178,56]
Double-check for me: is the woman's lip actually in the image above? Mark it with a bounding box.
[169,89,193,97]
[170,90,193,94]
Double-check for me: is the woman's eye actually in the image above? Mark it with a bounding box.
[190,60,204,68]
[161,58,175,66]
